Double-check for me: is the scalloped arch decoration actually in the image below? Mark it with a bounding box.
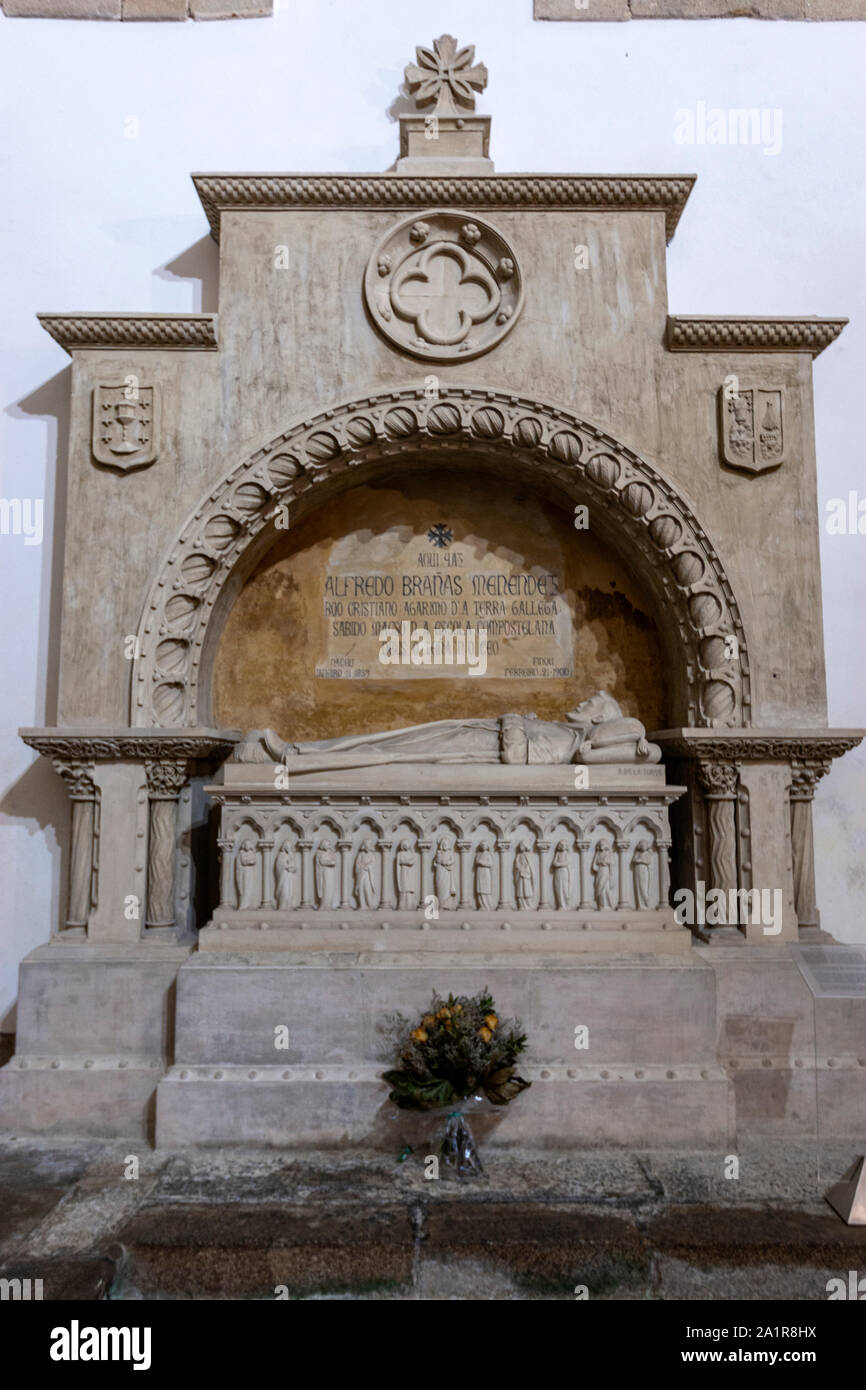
[131,385,751,731]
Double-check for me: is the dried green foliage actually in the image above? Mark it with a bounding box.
[383,989,531,1110]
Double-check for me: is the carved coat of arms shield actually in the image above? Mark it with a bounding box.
[719,386,784,474]
[92,384,159,471]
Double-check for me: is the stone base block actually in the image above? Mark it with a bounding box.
[170,950,720,1066]
[0,942,190,1140]
[155,1064,733,1150]
[0,1058,162,1139]
[730,1062,866,1139]
[155,950,729,1148]
[12,942,190,1057]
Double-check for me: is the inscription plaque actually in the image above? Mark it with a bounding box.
[317,519,574,680]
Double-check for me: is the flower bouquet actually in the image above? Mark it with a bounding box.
[383,990,530,1175]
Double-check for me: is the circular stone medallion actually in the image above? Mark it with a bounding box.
[364,209,524,362]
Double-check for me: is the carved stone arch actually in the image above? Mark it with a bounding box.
[622,812,662,838]
[352,813,385,837]
[274,815,305,837]
[465,812,505,836]
[545,814,584,838]
[132,384,752,730]
[430,815,462,839]
[505,813,544,838]
[384,813,426,838]
[233,815,265,840]
[308,814,342,836]
[585,814,621,838]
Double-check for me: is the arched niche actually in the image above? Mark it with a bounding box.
[131,385,752,731]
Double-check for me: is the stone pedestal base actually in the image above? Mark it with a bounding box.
[156,1063,733,1150]
[0,942,191,1139]
[153,949,731,1149]
[697,943,866,1140]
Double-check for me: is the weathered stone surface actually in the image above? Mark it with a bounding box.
[189,0,270,16]
[2,1136,863,1299]
[121,0,186,16]
[0,1185,68,1252]
[804,0,866,14]
[2,0,121,14]
[534,0,630,18]
[631,0,805,15]
[425,1203,650,1295]
[0,1257,116,1300]
[648,1206,866,1263]
[119,1202,414,1297]
[11,944,189,1057]
[533,0,861,14]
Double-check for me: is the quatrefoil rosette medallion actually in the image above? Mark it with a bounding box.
[364,210,524,362]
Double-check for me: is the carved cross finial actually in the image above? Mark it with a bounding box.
[404,35,488,116]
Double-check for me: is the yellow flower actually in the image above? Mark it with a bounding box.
[437,1007,452,1021]
[421,1014,436,1028]
[478,1026,493,1043]
[452,1004,463,1014]
[411,1028,428,1043]
[484,1013,498,1030]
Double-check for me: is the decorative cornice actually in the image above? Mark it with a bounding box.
[666,316,847,358]
[37,313,218,354]
[192,173,696,244]
[21,727,239,762]
[654,729,863,764]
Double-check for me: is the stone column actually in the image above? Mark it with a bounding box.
[615,839,631,909]
[378,840,392,909]
[536,841,550,909]
[577,839,593,910]
[217,837,234,910]
[656,839,671,910]
[418,839,432,904]
[457,840,473,909]
[338,840,353,909]
[144,759,187,928]
[496,839,511,909]
[298,840,314,909]
[87,762,149,942]
[54,759,97,929]
[789,761,828,930]
[259,839,275,910]
[698,762,739,898]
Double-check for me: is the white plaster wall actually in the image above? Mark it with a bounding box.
[1,0,864,1025]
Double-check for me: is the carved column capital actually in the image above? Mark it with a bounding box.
[53,758,96,799]
[697,761,738,798]
[789,759,832,801]
[144,758,188,800]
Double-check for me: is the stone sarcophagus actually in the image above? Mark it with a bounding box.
[204,760,684,952]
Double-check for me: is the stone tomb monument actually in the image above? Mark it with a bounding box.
[2,35,864,1150]
[205,696,681,949]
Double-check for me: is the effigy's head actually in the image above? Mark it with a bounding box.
[566,690,621,725]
